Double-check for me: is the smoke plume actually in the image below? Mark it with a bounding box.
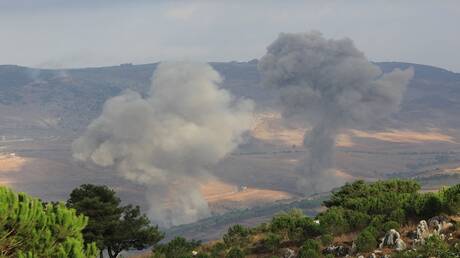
[72,62,254,227]
[258,31,413,193]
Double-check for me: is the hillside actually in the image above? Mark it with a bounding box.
[149,180,460,258]
[1,61,460,242]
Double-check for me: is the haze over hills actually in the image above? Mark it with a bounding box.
[0,60,460,239]
[0,61,459,135]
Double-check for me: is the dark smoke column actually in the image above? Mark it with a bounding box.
[258,31,413,194]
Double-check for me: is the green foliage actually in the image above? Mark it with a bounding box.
[356,227,378,252]
[320,233,333,246]
[209,242,226,258]
[389,208,406,224]
[442,184,460,214]
[105,205,164,257]
[394,235,458,258]
[344,209,370,231]
[382,221,400,232]
[406,192,443,219]
[324,180,420,209]
[222,224,250,248]
[302,239,320,252]
[226,247,244,258]
[153,237,200,258]
[298,240,321,258]
[67,184,163,258]
[316,207,348,234]
[264,233,281,254]
[271,209,322,242]
[0,186,98,257]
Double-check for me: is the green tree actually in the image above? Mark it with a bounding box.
[67,184,163,258]
[0,186,98,257]
[105,205,164,258]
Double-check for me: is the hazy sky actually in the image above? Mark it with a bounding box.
[1,0,459,71]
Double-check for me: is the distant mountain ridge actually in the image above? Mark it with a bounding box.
[0,61,459,136]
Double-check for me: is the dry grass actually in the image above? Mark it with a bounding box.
[200,179,292,204]
[351,129,456,144]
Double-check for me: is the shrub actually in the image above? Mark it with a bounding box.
[382,221,400,232]
[345,210,370,231]
[271,209,305,241]
[356,227,378,252]
[209,242,226,258]
[369,215,386,232]
[153,237,200,258]
[226,247,245,258]
[316,207,349,234]
[0,186,98,257]
[265,233,281,254]
[320,233,333,246]
[223,224,250,248]
[389,208,406,224]
[298,247,321,258]
[442,184,460,214]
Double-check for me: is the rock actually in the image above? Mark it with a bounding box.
[428,215,448,226]
[323,245,350,257]
[369,253,377,258]
[431,219,442,235]
[358,255,364,258]
[395,238,406,251]
[350,241,357,255]
[379,229,401,248]
[280,248,295,258]
[413,219,429,248]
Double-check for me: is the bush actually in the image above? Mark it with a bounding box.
[369,215,386,232]
[302,239,320,253]
[297,239,322,258]
[0,186,98,257]
[345,210,370,231]
[316,207,349,234]
[394,235,456,258]
[223,224,250,248]
[265,233,281,254]
[153,237,200,258]
[209,242,226,258]
[320,233,333,246]
[389,208,406,224]
[442,184,460,214]
[298,247,321,258]
[226,247,245,258]
[356,227,378,252]
[382,221,400,232]
[271,209,304,241]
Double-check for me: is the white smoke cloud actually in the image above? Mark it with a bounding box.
[72,62,254,227]
[258,31,414,194]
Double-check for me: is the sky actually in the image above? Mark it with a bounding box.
[1,0,459,72]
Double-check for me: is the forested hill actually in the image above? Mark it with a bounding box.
[1,179,459,257]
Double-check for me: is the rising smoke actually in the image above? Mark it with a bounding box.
[72,62,254,227]
[258,31,414,194]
